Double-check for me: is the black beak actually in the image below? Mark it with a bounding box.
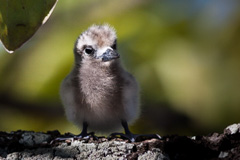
[101,49,120,62]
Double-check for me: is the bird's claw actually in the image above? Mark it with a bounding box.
[51,132,98,144]
[108,132,161,142]
[74,132,98,140]
[108,132,133,141]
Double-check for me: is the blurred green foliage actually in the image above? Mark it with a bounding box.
[0,0,58,52]
[0,0,240,136]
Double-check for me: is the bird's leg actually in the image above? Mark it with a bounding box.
[108,120,133,141]
[74,121,98,140]
[75,121,88,138]
[121,120,137,142]
[109,120,161,142]
[53,121,97,142]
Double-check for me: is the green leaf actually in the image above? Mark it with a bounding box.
[0,0,58,53]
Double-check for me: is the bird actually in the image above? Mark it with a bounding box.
[60,24,159,142]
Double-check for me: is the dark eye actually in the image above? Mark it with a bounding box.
[84,47,94,55]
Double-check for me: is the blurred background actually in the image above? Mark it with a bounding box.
[1,0,240,136]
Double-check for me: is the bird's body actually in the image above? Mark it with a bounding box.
[60,24,140,134]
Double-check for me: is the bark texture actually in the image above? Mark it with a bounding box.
[1,123,240,160]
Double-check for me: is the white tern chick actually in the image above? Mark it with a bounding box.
[60,24,142,141]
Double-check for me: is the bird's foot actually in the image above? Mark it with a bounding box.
[108,132,161,142]
[52,132,98,143]
[134,133,161,142]
[53,132,75,142]
[74,132,98,140]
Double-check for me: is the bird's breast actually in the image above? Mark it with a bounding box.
[79,67,122,111]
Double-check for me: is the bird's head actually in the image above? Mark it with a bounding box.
[74,24,119,65]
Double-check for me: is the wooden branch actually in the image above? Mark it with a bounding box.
[0,123,240,159]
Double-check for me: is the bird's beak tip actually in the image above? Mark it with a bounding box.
[101,49,120,62]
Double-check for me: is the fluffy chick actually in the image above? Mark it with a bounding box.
[60,24,140,140]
